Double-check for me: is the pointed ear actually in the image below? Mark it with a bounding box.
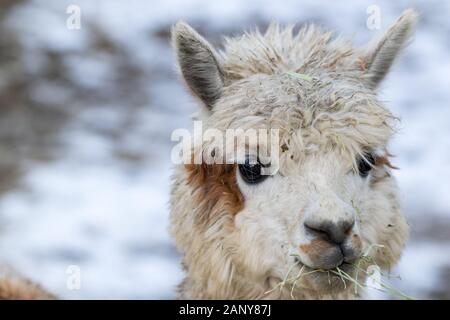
[362,9,418,89]
[172,21,225,109]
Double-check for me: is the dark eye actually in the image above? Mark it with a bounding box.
[357,153,376,177]
[238,157,268,184]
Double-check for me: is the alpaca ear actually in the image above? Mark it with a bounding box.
[362,9,418,89]
[172,21,225,109]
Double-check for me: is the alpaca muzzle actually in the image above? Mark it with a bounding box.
[300,217,361,270]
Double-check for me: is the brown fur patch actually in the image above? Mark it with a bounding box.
[299,238,343,269]
[300,239,334,254]
[375,154,398,170]
[350,234,362,252]
[185,163,244,225]
[0,277,55,300]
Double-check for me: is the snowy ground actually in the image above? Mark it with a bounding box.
[0,0,448,299]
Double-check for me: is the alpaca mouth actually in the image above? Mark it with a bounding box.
[292,257,358,293]
[294,256,355,272]
[304,262,357,293]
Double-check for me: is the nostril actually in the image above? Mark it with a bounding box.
[304,221,327,238]
[304,221,333,241]
[304,219,355,244]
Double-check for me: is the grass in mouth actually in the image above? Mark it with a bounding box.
[265,244,414,300]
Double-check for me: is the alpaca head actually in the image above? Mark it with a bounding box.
[171,10,417,298]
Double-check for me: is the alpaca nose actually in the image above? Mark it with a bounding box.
[304,219,355,244]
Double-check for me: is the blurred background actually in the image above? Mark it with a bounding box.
[0,0,448,299]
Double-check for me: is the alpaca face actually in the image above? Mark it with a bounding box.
[233,147,396,294]
[171,10,417,298]
[203,76,407,295]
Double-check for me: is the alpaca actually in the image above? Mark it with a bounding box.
[170,10,418,299]
[0,271,54,299]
